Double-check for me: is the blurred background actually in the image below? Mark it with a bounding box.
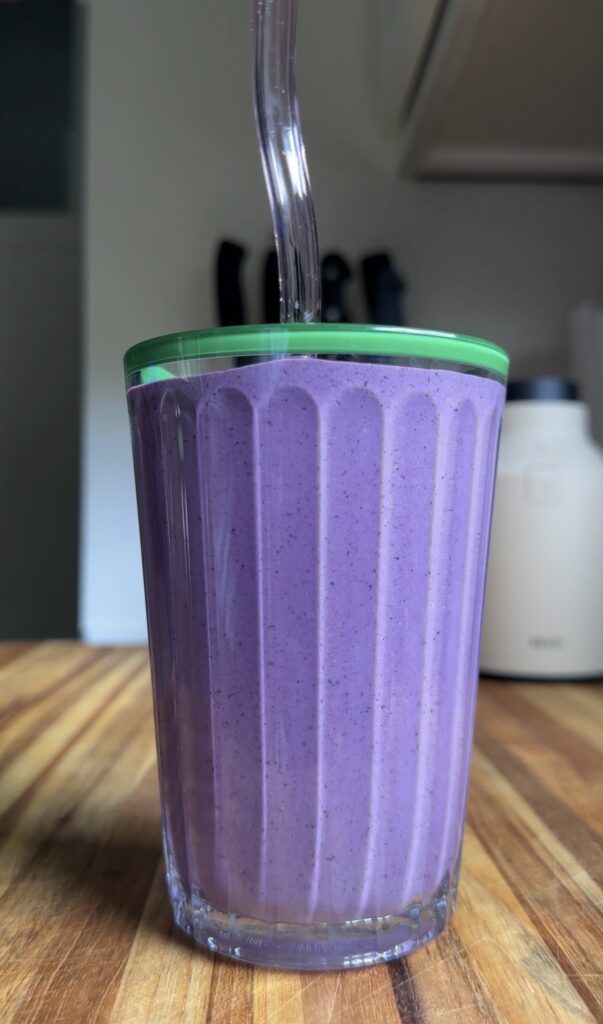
[2,0,603,643]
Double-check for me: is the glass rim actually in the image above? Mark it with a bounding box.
[124,323,510,380]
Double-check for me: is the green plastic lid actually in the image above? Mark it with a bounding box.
[124,323,509,380]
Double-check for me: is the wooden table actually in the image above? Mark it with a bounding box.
[0,643,601,1023]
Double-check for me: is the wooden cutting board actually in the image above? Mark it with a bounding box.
[0,643,601,1023]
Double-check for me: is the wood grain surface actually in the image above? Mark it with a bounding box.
[0,642,601,1023]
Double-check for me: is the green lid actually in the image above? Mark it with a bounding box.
[125,323,509,380]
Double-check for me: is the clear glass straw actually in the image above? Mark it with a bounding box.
[252,0,321,324]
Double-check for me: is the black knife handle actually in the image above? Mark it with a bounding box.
[321,253,352,324]
[216,241,247,327]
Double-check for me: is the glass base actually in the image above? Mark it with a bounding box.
[167,866,458,970]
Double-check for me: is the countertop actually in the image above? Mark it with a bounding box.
[0,643,601,1023]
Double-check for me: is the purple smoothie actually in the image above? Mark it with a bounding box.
[128,356,504,926]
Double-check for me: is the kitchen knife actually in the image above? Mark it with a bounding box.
[361,253,406,327]
[216,240,247,326]
[321,253,352,324]
[263,250,280,324]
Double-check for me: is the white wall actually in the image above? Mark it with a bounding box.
[0,214,80,638]
[81,0,603,643]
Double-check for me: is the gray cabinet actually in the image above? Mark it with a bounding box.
[378,0,603,180]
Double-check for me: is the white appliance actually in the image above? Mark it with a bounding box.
[481,378,603,679]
